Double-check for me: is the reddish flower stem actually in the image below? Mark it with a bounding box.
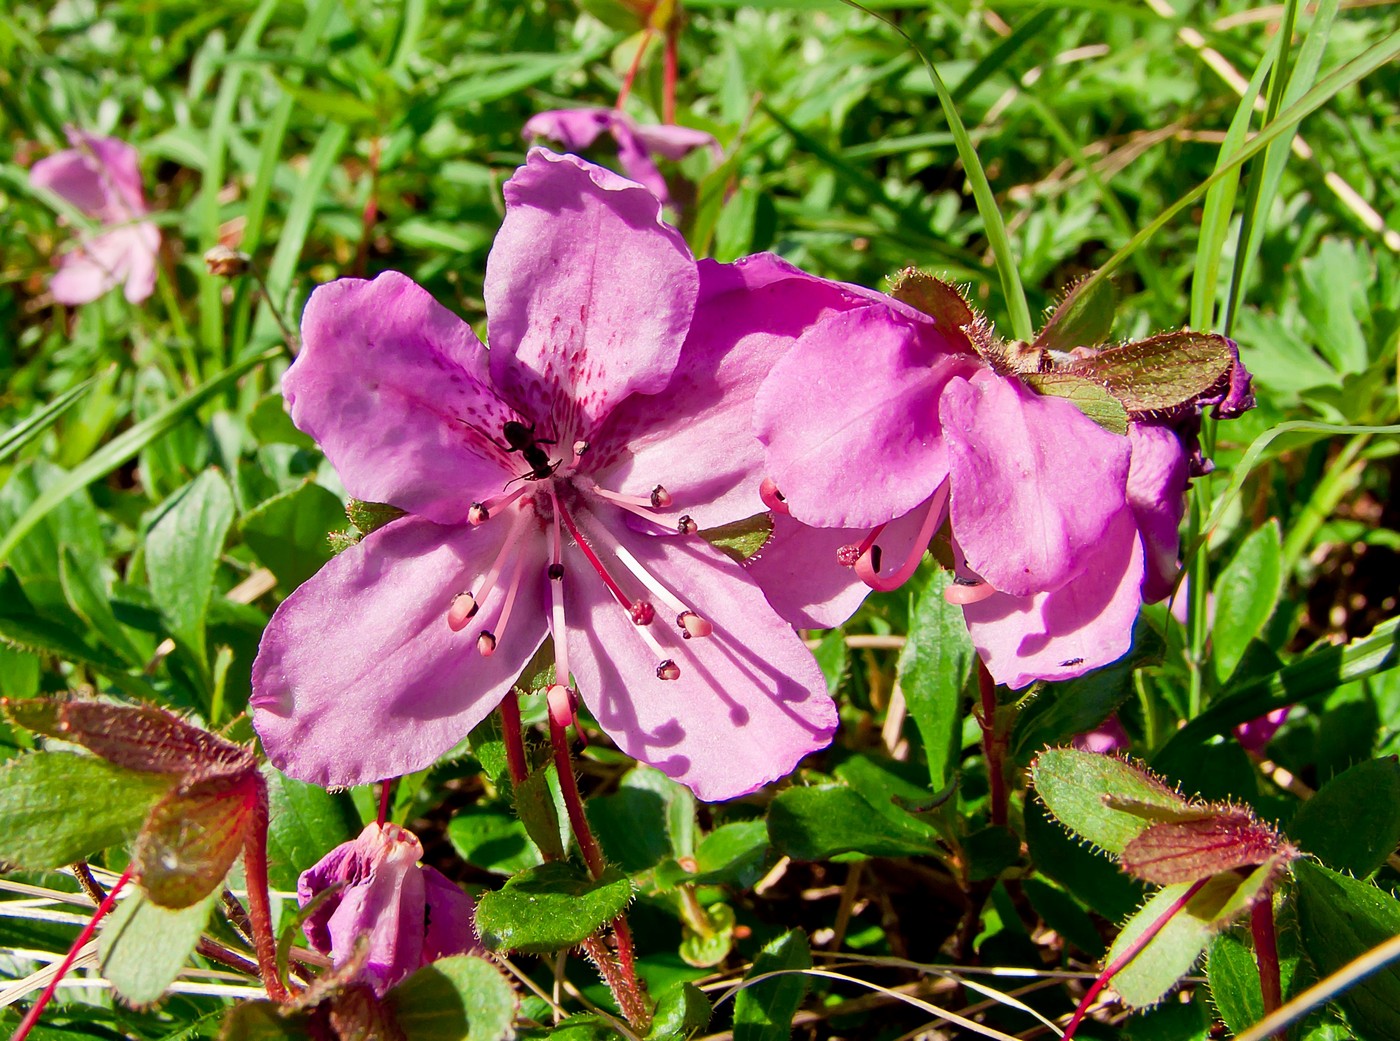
[352,135,381,279]
[976,659,1008,828]
[1251,890,1285,1038]
[615,30,654,111]
[242,777,292,1003]
[8,865,134,1041]
[499,692,529,787]
[377,777,394,825]
[662,28,678,124]
[549,712,649,1030]
[1062,878,1209,1039]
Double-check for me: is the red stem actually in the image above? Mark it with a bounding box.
[1251,890,1285,1038]
[616,29,654,110]
[1062,878,1209,1039]
[662,27,678,124]
[976,659,1008,828]
[242,776,292,1002]
[352,136,381,279]
[499,693,529,787]
[9,866,134,1041]
[377,777,394,825]
[549,712,605,877]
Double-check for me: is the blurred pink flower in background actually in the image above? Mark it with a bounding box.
[29,129,160,305]
[523,108,718,208]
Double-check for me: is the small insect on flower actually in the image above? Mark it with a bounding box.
[500,420,559,482]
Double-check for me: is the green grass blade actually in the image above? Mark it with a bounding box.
[0,374,99,465]
[0,349,277,567]
[844,0,1034,342]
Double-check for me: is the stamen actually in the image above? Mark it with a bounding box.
[477,632,497,656]
[944,579,997,606]
[587,526,689,616]
[760,477,789,515]
[480,553,528,656]
[556,497,634,610]
[676,515,698,535]
[469,484,529,525]
[447,593,478,632]
[547,484,573,695]
[549,563,565,580]
[650,485,672,508]
[572,439,590,462]
[855,486,949,593]
[629,608,675,666]
[630,601,656,626]
[656,660,681,681]
[677,611,712,640]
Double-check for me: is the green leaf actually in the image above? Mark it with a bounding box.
[246,394,313,449]
[0,753,174,868]
[1012,619,1164,763]
[680,901,736,968]
[1294,860,1400,1041]
[767,784,938,860]
[514,763,567,862]
[473,862,634,955]
[586,765,691,873]
[686,820,770,887]
[647,981,711,1040]
[391,955,519,1041]
[1108,873,1249,1008]
[99,889,215,1006]
[1025,798,1144,921]
[146,469,236,669]
[447,808,543,876]
[732,929,810,1041]
[897,570,974,789]
[1031,749,1189,855]
[264,768,361,891]
[239,481,345,589]
[1022,877,1105,957]
[1288,757,1400,877]
[1021,371,1129,434]
[699,514,773,564]
[1212,520,1284,682]
[539,1016,616,1040]
[58,545,147,668]
[1035,277,1118,353]
[1207,932,1264,1037]
[0,611,155,699]
[219,1000,311,1041]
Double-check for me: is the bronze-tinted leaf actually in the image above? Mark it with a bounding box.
[1034,276,1118,353]
[1060,331,1235,414]
[4,696,252,777]
[1120,809,1295,885]
[887,268,975,331]
[136,770,261,908]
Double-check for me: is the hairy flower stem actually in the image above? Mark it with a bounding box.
[1251,890,1285,1038]
[550,713,650,1031]
[976,659,1008,829]
[242,778,292,1003]
[499,693,529,787]
[1062,878,1209,1039]
[8,865,134,1041]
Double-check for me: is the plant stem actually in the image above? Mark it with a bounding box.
[662,27,678,124]
[8,865,134,1041]
[352,135,382,279]
[1251,890,1285,1038]
[1062,878,1208,1039]
[616,30,654,110]
[242,776,292,1002]
[500,692,529,787]
[549,712,650,1031]
[976,659,1008,828]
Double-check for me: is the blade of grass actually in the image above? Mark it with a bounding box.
[845,1,1035,342]
[0,349,277,567]
[196,0,280,373]
[0,375,98,466]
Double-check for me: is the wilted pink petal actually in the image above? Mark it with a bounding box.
[1236,708,1290,753]
[1127,423,1189,603]
[299,822,479,995]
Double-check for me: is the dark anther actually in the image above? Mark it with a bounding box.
[676,515,698,535]
[548,563,565,580]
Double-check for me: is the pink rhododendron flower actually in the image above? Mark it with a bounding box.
[299,822,480,995]
[28,129,160,305]
[251,150,844,801]
[523,108,718,208]
[1072,714,1131,754]
[748,291,1250,690]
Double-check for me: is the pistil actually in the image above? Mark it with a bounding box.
[588,522,713,640]
[760,477,789,514]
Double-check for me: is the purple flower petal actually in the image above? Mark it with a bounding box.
[610,122,673,207]
[521,108,618,152]
[592,253,870,529]
[251,516,549,788]
[631,122,720,161]
[942,372,1132,597]
[1235,708,1289,753]
[745,505,932,629]
[486,150,697,437]
[756,305,972,529]
[422,865,481,962]
[1127,422,1189,603]
[960,511,1145,689]
[564,515,836,801]
[286,272,518,526]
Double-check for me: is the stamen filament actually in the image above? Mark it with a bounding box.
[480,553,528,656]
[547,484,573,693]
[556,496,634,610]
[587,525,688,616]
[855,486,948,593]
[589,486,674,527]
[471,483,530,525]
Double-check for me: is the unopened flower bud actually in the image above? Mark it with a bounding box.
[204,245,250,277]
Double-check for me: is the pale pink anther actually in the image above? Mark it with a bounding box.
[650,485,673,508]
[468,503,490,525]
[656,660,681,681]
[678,611,712,639]
[676,515,698,535]
[546,683,575,729]
[477,632,497,657]
[447,593,478,631]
